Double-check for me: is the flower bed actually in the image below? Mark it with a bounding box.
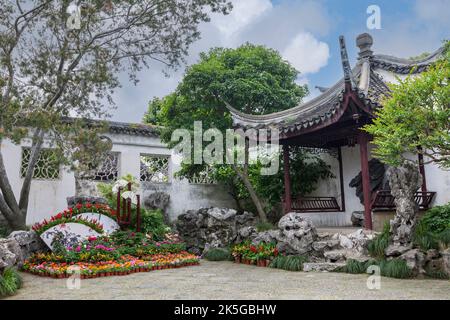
[22,252,199,279]
[231,242,278,267]
[22,231,199,278]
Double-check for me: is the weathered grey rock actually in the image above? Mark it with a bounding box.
[349,159,387,204]
[303,262,346,272]
[385,244,412,257]
[252,230,279,245]
[0,238,22,270]
[324,250,346,262]
[7,230,49,260]
[426,249,440,261]
[275,213,317,255]
[144,192,170,211]
[351,211,364,227]
[175,207,256,253]
[312,239,340,253]
[399,249,426,276]
[236,226,258,243]
[387,161,422,248]
[440,248,450,275]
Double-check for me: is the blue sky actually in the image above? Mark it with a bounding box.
[112,0,450,122]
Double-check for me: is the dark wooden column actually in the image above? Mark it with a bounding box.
[283,144,292,214]
[337,147,346,212]
[357,131,373,230]
[417,147,427,193]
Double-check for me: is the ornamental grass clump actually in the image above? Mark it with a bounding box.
[269,255,308,272]
[378,259,412,279]
[203,248,232,261]
[0,268,22,297]
[367,222,390,259]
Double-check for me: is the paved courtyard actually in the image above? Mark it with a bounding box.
[6,261,450,300]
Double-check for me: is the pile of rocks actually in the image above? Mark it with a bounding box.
[0,231,48,271]
[175,207,257,254]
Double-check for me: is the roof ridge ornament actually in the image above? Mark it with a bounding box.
[356,33,374,60]
[339,35,356,89]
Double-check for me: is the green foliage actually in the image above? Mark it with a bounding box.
[336,259,412,279]
[413,222,439,251]
[367,222,390,259]
[378,259,413,279]
[0,268,22,297]
[269,255,308,271]
[203,248,232,261]
[255,221,276,232]
[336,259,376,274]
[413,204,450,250]
[141,209,170,241]
[143,44,310,218]
[420,204,450,234]
[364,40,450,168]
[97,175,170,239]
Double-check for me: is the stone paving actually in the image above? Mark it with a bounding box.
[5,261,450,300]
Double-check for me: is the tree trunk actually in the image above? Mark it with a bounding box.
[236,168,268,223]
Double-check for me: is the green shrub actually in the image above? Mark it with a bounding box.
[255,221,276,232]
[436,229,450,248]
[269,255,307,271]
[367,222,390,259]
[140,209,170,241]
[203,248,231,261]
[0,268,22,297]
[420,204,450,234]
[379,259,412,279]
[413,222,439,251]
[335,259,379,274]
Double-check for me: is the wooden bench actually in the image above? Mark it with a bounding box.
[371,190,436,211]
[283,196,341,212]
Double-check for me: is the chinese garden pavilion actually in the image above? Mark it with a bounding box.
[226,33,443,230]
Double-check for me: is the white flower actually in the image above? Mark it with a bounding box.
[112,179,129,193]
[121,191,138,204]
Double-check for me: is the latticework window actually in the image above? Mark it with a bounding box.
[20,148,60,180]
[91,152,120,181]
[140,154,169,183]
[188,166,216,184]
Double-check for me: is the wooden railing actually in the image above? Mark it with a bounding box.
[371,190,436,211]
[283,196,341,212]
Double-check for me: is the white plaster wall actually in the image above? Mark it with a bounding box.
[423,159,450,206]
[0,133,236,226]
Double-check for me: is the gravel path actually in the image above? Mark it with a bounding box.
[6,261,450,300]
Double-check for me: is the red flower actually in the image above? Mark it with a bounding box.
[75,203,82,209]
[250,246,257,253]
[86,203,92,208]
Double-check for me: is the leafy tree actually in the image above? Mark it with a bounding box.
[144,44,309,222]
[0,0,232,230]
[179,148,334,213]
[364,41,450,168]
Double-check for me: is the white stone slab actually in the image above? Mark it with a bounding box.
[76,212,120,235]
[40,223,102,251]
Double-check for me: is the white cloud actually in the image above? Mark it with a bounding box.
[282,32,330,75]
[212,0,272,39]
[110,0,331,122]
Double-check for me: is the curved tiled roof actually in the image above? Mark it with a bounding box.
[371,47,444,74]
[227,34,443,135]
